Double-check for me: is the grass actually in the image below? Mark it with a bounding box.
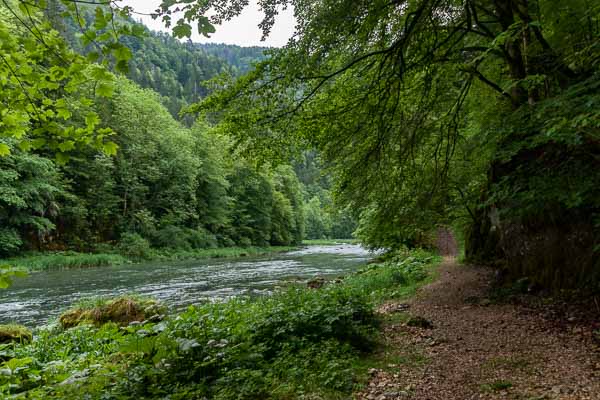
[149,245,297,260]
[0,248,441,399]
[301,238,358,245]
[0,324,32,344]
[1,246,297,272]
[59,295,166,329]
[3,252,129,271]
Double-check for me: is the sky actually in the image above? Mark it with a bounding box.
[121,0,296,47]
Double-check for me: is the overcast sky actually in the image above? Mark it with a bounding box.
[121,0,296,47]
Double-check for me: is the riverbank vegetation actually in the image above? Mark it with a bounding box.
[0,249,439,399]
[302,239,357,246]
[3,246,297,271]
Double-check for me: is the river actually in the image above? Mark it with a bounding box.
[0,244,371,327]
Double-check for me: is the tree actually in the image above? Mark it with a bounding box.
[160,0,599,287]
[0,143,65,255]
[0,0,122,160]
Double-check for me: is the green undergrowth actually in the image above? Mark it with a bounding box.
[0,249,440,399]
[1,246,297,272]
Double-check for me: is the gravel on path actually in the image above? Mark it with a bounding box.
[356,258,600,400]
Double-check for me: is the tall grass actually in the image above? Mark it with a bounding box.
[150,246,297,260]
[1,246,298,272]
[4,252,128,271]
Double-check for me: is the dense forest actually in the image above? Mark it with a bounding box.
[0,0,353,260]
[0,0,599,399]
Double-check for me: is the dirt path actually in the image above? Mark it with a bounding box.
[357,258,600,400]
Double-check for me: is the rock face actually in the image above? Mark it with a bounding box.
[0,324,32,344]
[59,297,165,329]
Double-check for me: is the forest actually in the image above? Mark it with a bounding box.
[0,0,599,399]
[0,0,355,265]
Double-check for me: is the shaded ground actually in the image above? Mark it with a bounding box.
[356,258,600,400]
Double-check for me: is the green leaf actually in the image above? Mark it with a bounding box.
[55,152,70,165]
[198,16,216,37]
[18,140,32,152]
[0,277,11,289]
[85,113,101,129]
[173,21,192,38]
[87,51,100,63]
[96,83,114,97]
[102,141,119,156]
[0,143,10,156]
[94,7,108,31]
[58,141,75,152]
[114,45,132,62]
[31,138,47,149]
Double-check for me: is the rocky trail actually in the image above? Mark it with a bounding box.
[356,258,600,400]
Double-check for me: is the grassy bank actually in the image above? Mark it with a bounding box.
[2,246,297,272]
[0,248,440,399]
[302,238,358,245]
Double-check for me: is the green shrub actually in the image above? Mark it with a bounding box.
[153,226,192,250]
[0,228,22,257]
[186,228,218,249]
[118,232,152,260]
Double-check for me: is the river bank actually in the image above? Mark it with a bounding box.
[1,246,299,272]
[0,248,440,399]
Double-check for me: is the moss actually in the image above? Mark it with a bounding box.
[59,296,165,329]
[0,324,32,344]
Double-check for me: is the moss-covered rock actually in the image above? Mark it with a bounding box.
[59,296,165,329]
[0,324,32,344]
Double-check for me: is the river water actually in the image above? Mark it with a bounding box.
[0,244,371,327]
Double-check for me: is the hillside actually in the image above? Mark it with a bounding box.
[53,9,267,121]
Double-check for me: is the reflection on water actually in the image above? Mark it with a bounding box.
[0,244,371,326]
